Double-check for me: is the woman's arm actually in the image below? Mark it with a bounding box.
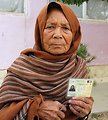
[68,96,94,119]
[0,99,28,120]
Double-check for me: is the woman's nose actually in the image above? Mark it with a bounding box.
[53,27,62,39]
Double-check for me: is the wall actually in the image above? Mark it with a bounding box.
[0,0,108,69]
[80,21,108,66]
[0,14,25,69]
[0,0,47,69]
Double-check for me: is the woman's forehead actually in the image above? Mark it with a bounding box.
[46,9,70,27]
[47,9,68,21]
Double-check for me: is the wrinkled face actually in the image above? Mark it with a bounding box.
[42,9,73,55]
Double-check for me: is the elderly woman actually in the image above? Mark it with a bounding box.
[0,2,94,120]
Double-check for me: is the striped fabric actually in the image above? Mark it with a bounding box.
[0,53,87,119]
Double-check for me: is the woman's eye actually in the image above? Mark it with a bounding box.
[63,27,69,30]
[45,26,55,29]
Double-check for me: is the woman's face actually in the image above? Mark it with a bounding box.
[42,9,73,55]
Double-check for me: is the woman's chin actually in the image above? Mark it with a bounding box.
[45,47,68,55]
[49,50,66,55]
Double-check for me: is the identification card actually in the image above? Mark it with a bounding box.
[67,78,93,97]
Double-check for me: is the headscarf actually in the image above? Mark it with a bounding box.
[0,2,87,120]
[22,2,81,61]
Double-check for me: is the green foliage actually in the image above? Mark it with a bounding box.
[56,0,108,6]
[77,43,95,63]
[102,0,108,2]
[91,113,99,119]
[77,43,87,59]
[56,0,89,6]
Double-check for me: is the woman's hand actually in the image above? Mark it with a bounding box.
[68,96,94,118]
[38,100,66,120]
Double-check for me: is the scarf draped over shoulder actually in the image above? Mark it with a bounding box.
[0,2,88,120]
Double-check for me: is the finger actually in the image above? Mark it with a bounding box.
[69,104,83,118]
[72,96,94,104]
[69,98,92,114]
[73,105,88,115]
[57,110,65,119]
[82,97,94,105]
[69,98,87,109]
[54,101,63,108]
[59,105,67,112]
[52,114,61,120]
[44,111,61,120]
[78,97,93,110]
[54,101,66,112]
[69,97,93,110]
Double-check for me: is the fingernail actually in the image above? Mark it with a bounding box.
[60,106,67,111]
[72,96,77,99]
[68,100,71,103]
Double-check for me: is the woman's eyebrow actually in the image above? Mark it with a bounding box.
[62,22,69,25]
[61,23,70,27]
[46,22,57,26]
[45,21,70,28]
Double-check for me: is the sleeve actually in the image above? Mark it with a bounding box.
[0,94,44,120]
[0,99,28,120]
[76,112,91,120]
[14,101,29,120]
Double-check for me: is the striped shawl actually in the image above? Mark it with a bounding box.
[0,53,87,120]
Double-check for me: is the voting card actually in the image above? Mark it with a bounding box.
[67,78,93,97]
